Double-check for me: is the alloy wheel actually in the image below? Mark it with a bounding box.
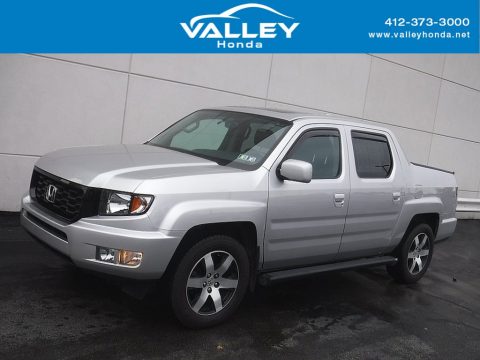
[407,233,430,275]
[186,251,239,315]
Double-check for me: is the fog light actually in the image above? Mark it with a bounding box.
[119,250,143,267]
[97,247,116,263]
[96,246,142,267]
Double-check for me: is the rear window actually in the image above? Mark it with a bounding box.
[351,131,392,178]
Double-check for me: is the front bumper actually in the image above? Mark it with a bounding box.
[20,195,185,279]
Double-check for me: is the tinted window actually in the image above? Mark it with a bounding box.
[351,131,392,178]
[287,130,341,179]
[147,110,291,170]
[170,118,228,151]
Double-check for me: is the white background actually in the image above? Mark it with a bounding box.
[0,54,479,214]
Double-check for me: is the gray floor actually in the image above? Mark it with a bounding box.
[1,214,479,360]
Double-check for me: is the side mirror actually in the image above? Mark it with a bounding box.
[279,159,312,183]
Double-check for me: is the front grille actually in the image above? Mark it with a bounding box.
[30,168,101,223]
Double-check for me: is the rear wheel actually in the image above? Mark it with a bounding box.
[387,224,434,283]
[170,235,250,328]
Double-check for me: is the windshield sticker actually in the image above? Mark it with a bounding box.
[237,154,257,163]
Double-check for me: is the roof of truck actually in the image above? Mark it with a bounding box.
[208,106,392,133]
[209,106,332,121]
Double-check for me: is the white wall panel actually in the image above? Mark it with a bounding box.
[364,58,441,132]
[0,55,128,156]
[131,54,271,98]
[374,54,445,76]
[443,54,480,90]
[268,54,371,117]
[429,135,480,192]
[36,54,132,72]
[0,155,38,211]
[122,75,265,144]
[434,81,480,142]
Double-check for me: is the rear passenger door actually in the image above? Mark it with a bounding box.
[338,127,404,260]
[264,126,349,269]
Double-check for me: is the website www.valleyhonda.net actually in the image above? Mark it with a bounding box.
[369,30,471,40]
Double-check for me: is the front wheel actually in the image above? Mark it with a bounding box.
[387,224,434,284]
[170,235,250,328]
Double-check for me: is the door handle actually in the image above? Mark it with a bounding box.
[393,192,401,201]
[334,193,345,207]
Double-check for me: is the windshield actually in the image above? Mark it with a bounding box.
[147,110,292,169]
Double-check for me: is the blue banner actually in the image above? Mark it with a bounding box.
[0,0,478,52]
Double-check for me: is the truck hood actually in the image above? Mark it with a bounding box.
[35,144,242,192]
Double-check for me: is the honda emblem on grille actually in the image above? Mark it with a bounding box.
[45,184,58,203]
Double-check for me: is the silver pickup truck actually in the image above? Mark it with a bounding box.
[21,107,457,328]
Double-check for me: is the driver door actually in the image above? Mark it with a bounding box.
[263,126,350,270]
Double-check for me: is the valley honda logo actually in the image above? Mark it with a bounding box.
[180,3,300,49]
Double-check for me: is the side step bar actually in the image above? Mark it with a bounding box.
[258,256,398,286]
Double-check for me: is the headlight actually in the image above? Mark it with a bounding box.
[99,191,154,216]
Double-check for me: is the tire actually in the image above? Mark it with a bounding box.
[387,224,434,284]
[170,235,250,328]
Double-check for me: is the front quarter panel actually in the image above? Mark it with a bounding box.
[135,167,269,252]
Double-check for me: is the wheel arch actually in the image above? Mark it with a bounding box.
[392,213,439,255]
[389,196,443,249]
[407,213,440,237]
[164,221,259,290]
